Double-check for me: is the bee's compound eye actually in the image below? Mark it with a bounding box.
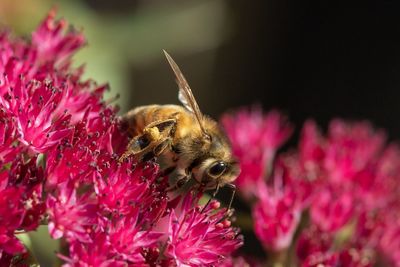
[208,162,227,177]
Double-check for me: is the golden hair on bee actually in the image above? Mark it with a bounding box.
[121,51,240,206]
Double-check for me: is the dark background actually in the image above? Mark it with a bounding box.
[220,2,400,127]
[130,1,400,140]
[2,0,400,136]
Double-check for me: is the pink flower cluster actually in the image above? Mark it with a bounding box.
[0,11,242,266]
[223,108,400,266]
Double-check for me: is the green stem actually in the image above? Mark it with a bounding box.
[266,249,288,267]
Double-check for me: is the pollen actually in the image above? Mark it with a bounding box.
[144,127,160,141]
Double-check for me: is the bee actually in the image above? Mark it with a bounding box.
[121,51,240,204]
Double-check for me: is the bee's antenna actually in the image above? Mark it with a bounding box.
[201,183,220,213]
[215,184,236,224]
[226,183,236,212]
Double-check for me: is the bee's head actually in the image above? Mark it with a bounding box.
[190,118,240,188]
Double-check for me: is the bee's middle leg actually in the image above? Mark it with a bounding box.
[166,174,191,192]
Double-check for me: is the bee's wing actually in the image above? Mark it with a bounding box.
[163,50,207,134]
[178,89,194,113]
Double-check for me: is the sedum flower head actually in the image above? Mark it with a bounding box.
[223,109,400,266]
[0,11,242,266]
[222,108,292,200]
[252,180,302,251]
[164,193,243,266]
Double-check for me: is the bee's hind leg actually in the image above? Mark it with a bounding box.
[144,118,177,137]
[141,137,173,161]
[119,119,176,162]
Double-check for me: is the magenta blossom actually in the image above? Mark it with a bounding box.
[61,232,127,267]
[7,157,46,231]
[296,226,333,262]
[379,211,400,267]
[94,161,160,218]
[45,109,117,187]
[252,178,302,251]
[324,120,386,185]
[0,75,73,153]
[47,182,98,243]
[310,184,354,232]
[32,10,86,67]
[0,156,46,257]
[164,193,243,266]
[0,187,26,255]
[300,248,374,267]
[0,11,243,266]
[0,109,21,164]
[106,210,163,263]
[222,108,292,199]
[222,107,400,266]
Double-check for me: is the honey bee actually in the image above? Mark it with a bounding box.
[121,51,240,201]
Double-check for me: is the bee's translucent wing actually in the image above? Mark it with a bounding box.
[163,50,206,134]
[178,89,194,113]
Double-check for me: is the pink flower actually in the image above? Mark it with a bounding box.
[0,109,21,164]
[221,104,400,265]
[222,108,292,199]
[353,211,384,249]
[7,157,46,231]
[0,187,26,255]
[300,247,374,267]
[0,156,45,258]
[379,213,400,267]
[0,10,243,265]
[299,120,326,176]
[94,161,159,217]
[45,106,119,188]
[338,248,375,267]
[106,211,163,263]
[0,77,73,153]
[0,10,89,155]
[47,182,98,243]
[359,145,400,209]
[54,79,108,125]
[164,193,243,266]
[32,9,86,67]
[296,226,333,262]
[0,9,106,155]
[324,120,385,185]
[310,185,354,232]
[252,178,302,252]
[61,233,127,267]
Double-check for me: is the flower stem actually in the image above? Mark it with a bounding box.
[266,249,288,267]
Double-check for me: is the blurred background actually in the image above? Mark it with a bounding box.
[1,0,400,136]
[2,0,400,264]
